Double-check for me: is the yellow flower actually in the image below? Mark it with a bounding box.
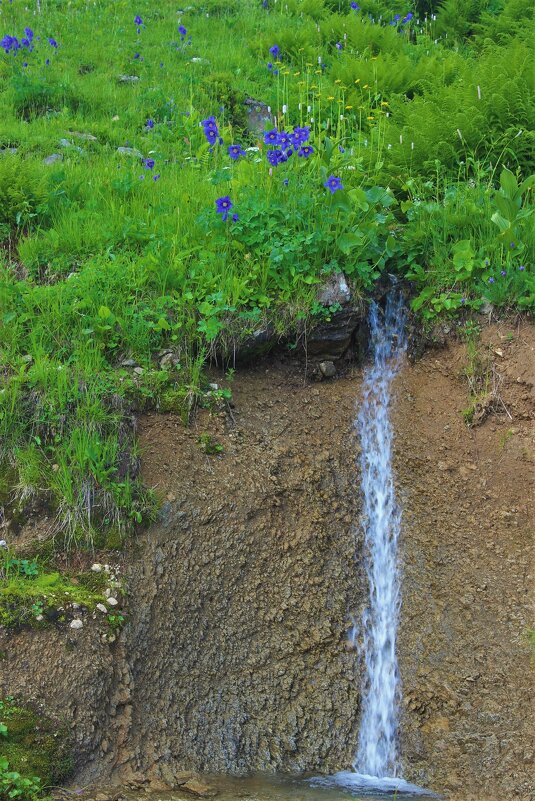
[345,105,353,109]
[294,71,301,76]
[327,96,335,101]
[367,116,374,120]
[354,78,360,83]
[363,83,370,89]
[334,79,342,84]
[380,101,389,106]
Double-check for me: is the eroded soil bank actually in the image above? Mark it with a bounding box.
[1,321,533,801]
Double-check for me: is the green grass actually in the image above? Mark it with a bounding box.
[0,0,533,545]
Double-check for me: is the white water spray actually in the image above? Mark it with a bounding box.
[352,291,406,779]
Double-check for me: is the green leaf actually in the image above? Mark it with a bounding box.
[499,168,518,199]
[491,211,511,233]
[98,305,112,319]
[337,232,363,254]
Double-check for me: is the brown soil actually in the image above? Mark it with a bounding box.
[2,320,533,800]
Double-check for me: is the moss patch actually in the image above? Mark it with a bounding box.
[0,697,72,794]
[0,569,107,629]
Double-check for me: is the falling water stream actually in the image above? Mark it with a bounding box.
[312,292,434,797]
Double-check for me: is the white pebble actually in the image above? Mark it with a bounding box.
[96,603,108,613]
[107,597,119,607]
[91,563,102,572]
[70,619,83,629]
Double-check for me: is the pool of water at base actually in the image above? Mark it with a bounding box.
[201,773,440,801]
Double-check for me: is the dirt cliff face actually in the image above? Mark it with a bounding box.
[1,321,533,800]
[125,372,365,780]
[394,321,534,801]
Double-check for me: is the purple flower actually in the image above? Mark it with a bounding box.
[269,44,280,58]
[153,174,160,181]
[24,27,34,40]
[488,277,495,283]
[298,145,314,158]
[266,149,286,167]
[143,158,155,169]
[267,62,273,70]
[519,265,525,271]
[215,196,233,222]
[178,24,187,38]
[146,119,155,129]
[460,298,466,305]
[232,213,239,223]
[228,144,246,160]
[500,270,507,276]
[134,15,143,25]
[277,131,292,149]
[339,145,345,153]
[45,58,50,65]
[48,37,58,48]
[403,12,414,22]
[264,128,279,146]
[283,179,289,186]
[351,1,359,9]
[510,241,516,248]
[336,42,343,50]
[292,125,310,144]
[324,175,343,194]
[133,52,140,59]
[202,116,221,145]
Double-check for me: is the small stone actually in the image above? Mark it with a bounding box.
[59,138,72,148]
[70,131,98,141]
[121,359,138,367]
[118,74,140,83]
[116,146,143,158]
[209,383,219,391]
[70,619,83,629]
[133,367,144,376]
[96,603,108,614]
[319,361,337,378]
[494,348,504,357]
[317,272,351,306]
[91,563,103,572]
[107,597,119,607]
[43,153,63,165]
[36,614,44,622]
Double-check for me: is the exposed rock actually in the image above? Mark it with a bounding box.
[235,325,277,364]
[317,272,351,307]
[107,597,119,607]
[59,138,72,148]
[244,97,272,136]
[117,147,143,158]
[118,75,140,83]
[92,563,103,572]
[319,361,337,378]
[70,619,83,629]
[43,153,63,165]
[307,307,365,360]
[69,131,98,141]
[96,604,108,614]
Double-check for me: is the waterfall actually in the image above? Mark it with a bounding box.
[312,292,434,796]
[352,291,406,778]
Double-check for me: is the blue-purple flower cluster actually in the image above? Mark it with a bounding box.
[201,116,223,146]
[263,125,314,166]
[1,27,59,55]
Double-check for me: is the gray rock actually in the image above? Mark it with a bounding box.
[0,147,18,155]
[116,146,143,159]
[70,131,98,141]
[319,361,337,378]
[43,153,63,165]
[244,97,272,136]
[59,138,72,148]
[121,358,138,367]
[70,619,83,630]
[308,307,364,360]
[118,75,140,83]
[317,272,351,307]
